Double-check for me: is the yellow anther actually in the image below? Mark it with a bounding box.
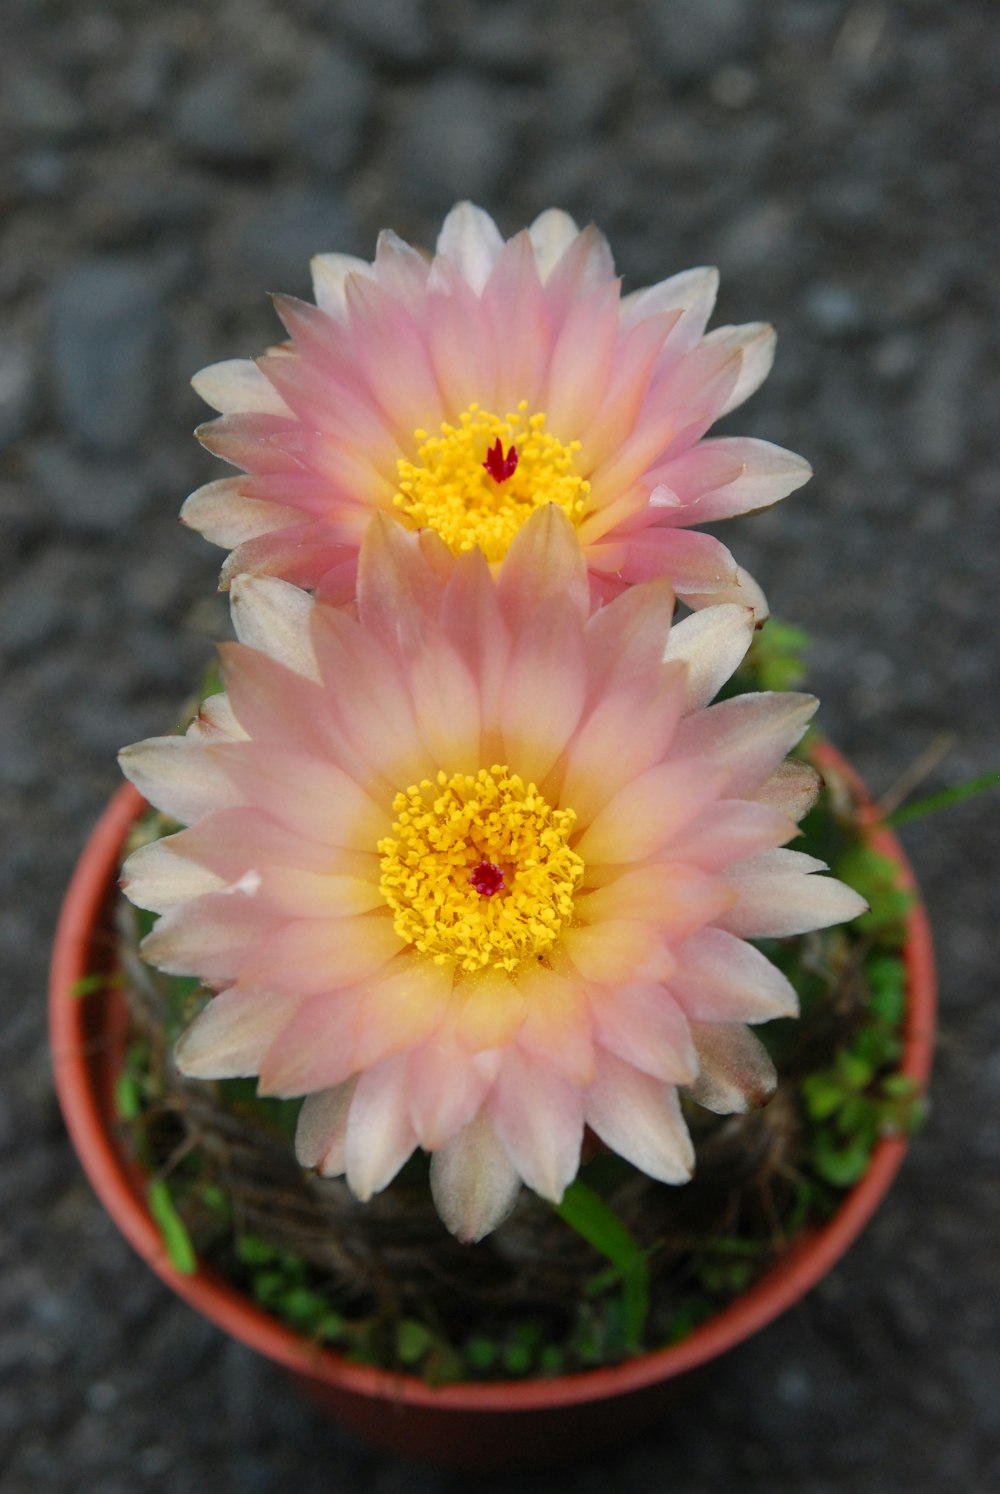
[394,402,590,562]
[377,766,584,973]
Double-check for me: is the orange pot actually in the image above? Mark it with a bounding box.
[50,751,935,1472]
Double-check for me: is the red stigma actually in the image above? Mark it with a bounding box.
[469,860,506,897]
[482,438,518,483]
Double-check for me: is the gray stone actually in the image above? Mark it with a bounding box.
[393,74,518,214]
[28,440,149,532]
[172,64,282,164]
[801,282,867,339]
[294,46,373,178]
[643,0,757,78]
[50,256,166,454]
[0,338,36,447]
[236,186,360,294]
[335,0,437,67]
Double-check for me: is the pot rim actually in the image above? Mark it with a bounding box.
[50,747,935,1413]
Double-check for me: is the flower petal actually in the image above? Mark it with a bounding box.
[430,1108,521,1243]
[703,322,776,415]
[175,987,303,1079]
[491,1049,585,1203]
[120,838,224,913]
[295,1078,359,1174]
[671,928,799,1023]
[436,201,505,295]
[585,1050,694,1184]
[665,603,755,711]
[672,692,818,798]
[684,1021,777,1114]
[191,359,293,417]
[229,574,320,681]
[344,1054,419,1200]
[718,849,868,937]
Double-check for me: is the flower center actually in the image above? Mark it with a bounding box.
[393,403,590,563]
[377,766,585,973]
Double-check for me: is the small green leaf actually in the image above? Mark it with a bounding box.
[802,1074,846,1120]
[464,1336,499,1372]
[114,1072,143,1121]
[396,1318,435,1366]
[147,1180,197,1275]
[813,1140,872,1188]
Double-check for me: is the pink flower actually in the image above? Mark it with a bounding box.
[184,203,810,616]
[119,512,864,1241]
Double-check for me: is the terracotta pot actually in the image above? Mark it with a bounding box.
[50,751,935,1472]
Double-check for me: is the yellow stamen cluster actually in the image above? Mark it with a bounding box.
[377,766,585,973]
[394,402,590,562]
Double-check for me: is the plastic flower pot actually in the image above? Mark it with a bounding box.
[50,747,935,1473]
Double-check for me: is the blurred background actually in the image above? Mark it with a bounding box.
[2,0,998,1489]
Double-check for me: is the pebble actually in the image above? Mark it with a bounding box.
[642,0,757,77]
[236,186,361,294]
[392,74,518,214]
[335,0,438,66]
[0,339,36,447]
[49,257,166,454]
[28,440,149,531]
[293,46,374,179]
[171,63,282,164]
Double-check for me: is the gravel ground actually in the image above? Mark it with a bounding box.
[3,1,998,1489]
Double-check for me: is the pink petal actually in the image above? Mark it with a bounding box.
[141,894,275,982]
[436,202,504,295]
[257,985,366,1096]
[408,1012,499,1148]
[118,736,245,825]
[175,987,302,1079]
[456,970,528,1052]
[497,505,590,629]
[754,759,821,821]
[490,1048,585,1202]
[310,253,373,317]
[579,311,680,472]
[577,863,735,941]
[718,849,868,937]
[663,800,797,871]
[514,967,595,1084]
[618,527,738,594]
[589,984,697,1084]
[574,758,726,865]
[670,928,799,1023]
[191,358,293,416]
[559,921,665,985]
[664,604,755,710]
[120,837,224,914]
[295,1078,359,1174]
[672,692,818,798]
[229,574,320,681]
[481,232,552,411]
[544,280,621,440]
[429,1108,521,1242]
[500,594,586,786]
[240,912,402,996]
[620,265,719,350]
[560,674,685,829]
[685,1021,777,1114]
[181,478,298,549]
[650,437,811,526]
[426,258,498,412]
[344,1054,419,1200]
[212,742,388,848]
[584,1050,694,1183]
[527,207,581,280]
[703,322,776,415]
[345,273,443,436]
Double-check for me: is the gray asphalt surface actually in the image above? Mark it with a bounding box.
[3,1,998,1489]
